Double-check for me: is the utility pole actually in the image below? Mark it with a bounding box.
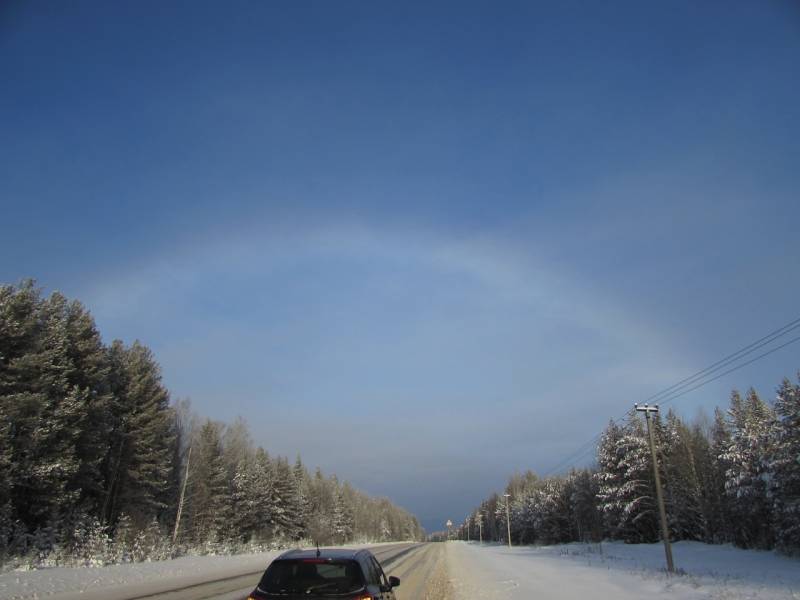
[635,404,675,573]
[172,444,192,545]
[503,493,512,548]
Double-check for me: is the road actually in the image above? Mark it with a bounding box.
[97,543,447,600]
[383,543,450,600]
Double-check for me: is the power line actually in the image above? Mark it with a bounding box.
[657,333,800,408]
[543,316,800,477]
[545,328,800,475]
[642,318,800,406]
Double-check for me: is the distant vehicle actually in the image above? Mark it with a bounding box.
[247,547,401,600]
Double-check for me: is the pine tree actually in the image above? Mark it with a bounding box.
[251,448,276,541]
[600,415,658,542]
[596,420,621,539]
[230,448,275,543]
[331,481,354,544]
[721,389,775,548]
[107,342,175,527]
[566,468,602,542]
[662,410,705,540]
[187,420,231,545]
[705,407,733,542]
[230,459,258,543]
[0,415,11,559]
[307,467,334,544]
[532,478,571,544]
[58,295,113,516]
[770,376,800,550]
[2,284,84,529]
[293,456,311,539]
[270,457,300,540]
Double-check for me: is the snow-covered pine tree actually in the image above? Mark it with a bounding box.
[595,419,628,540]
[662,410,705,541]
[494,492,509,542]
[231,448,275,544]
[703,407,734,542]
[504,471,538,544]
[271,457,301,541]
[293,456,311,540]
[331,480,354,544]
[251,448,276,541]
[770,376,800,551]
[306,467,334,544]
[483,495,500,541]
[230,458,258,543]
[566,468,602,542]
[58,295,113,517]
[2,284,84,531]
[107,342,176,528]
[187,420,231,546]
[535,478,571,544]
[609,414,658,542]
[0,407,12,559]
[721,388,776,549]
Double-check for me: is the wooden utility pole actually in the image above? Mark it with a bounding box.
[172,444,192,545]
[635,404,675,573]
[503,493,512,548]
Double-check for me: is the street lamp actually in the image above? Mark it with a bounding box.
[477,512,483,543]
[446,519,453,541]
[503,493,512,548]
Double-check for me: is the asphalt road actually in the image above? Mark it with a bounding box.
[385,543,449,600]
[98,543,445,600]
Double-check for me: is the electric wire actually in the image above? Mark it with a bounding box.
[641,318,800,406]
[542,316,800,477]
[656,333,800,408]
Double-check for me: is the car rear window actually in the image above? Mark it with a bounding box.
[258,559,365,595]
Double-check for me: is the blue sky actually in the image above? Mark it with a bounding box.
[2,1,799,532]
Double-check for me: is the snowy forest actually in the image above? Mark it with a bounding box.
[462,376,800,554]
[0,281,424,568]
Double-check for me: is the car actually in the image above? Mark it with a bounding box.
[247,547,401,600]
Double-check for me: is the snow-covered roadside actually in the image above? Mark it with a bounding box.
[445,541,800,599]
[0,542,403,600]
[0,551,281,600]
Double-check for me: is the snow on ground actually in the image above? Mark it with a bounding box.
[0,551,281,600]
[0,542,401,600]
[445,540,800,600]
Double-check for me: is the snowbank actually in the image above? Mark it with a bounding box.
[0,542,402,600]
[446,540,800,599]
[0,551,280,600]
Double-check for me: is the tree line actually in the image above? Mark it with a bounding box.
[461,375,800,553]
[0,281,423,566]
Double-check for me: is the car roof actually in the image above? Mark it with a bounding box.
[277,547,369,560]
